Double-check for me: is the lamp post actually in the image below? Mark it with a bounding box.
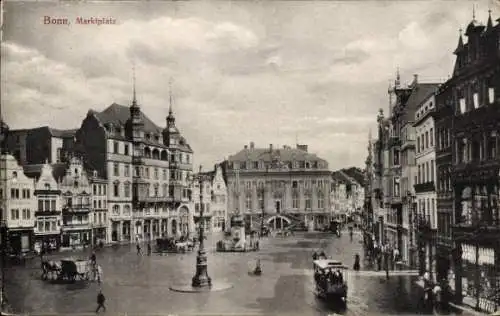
[191,165,211,288]
[260,165,269,238]
[407,191,416,269]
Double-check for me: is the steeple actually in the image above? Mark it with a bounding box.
[167,78,176,128]
[131,63,138,109]
[454,28,464,54]
[394,67,401,88]
[487,9,493,30]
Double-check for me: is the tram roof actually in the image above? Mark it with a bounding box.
[313,259,348,270]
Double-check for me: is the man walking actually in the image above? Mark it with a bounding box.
[95,290,106,313]
[136,243,142,256]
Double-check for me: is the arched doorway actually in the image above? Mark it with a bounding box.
[179,206,189,235]
[267,215,291,230]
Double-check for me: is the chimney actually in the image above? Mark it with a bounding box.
[269,144,273,152]
[244,145,248,149]
[250,142,254,149]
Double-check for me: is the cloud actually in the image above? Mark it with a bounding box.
[2,1,498,171]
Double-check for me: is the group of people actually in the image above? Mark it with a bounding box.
[89,251,106,314]
[315,268,345,287]
[365,241,400,271]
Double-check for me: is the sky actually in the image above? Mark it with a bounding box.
[1,0,499,171]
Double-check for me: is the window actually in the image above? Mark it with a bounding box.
[124,182,130,198]
[145,168,150,179]
[317,192,324,209]
[305,194,311,209]
[488,132,497,159]
[112,205,120,215]
[10,209,19,220]
[459,97,466,114]
[154,168,159,180]
[393,149,400,165]
[10,188,19,199]
[425,131,429,149]
[430,128,434,147]
[163,169,167,180]
[93,185,97,195]
[246,194,252,211]
[425,162,429,182]
[113,182,120,197]
[418,165,421,184]
[292,192,299,209]
[124,165,130,177]
[430,160,434,182]
[124,144,129,156]
[113,141,119,154]
[417,136,420,153]
[473,92,479,109]
[134,167,140,177]
[154,184,159,197]
[113,163,119,176]
[489,88,495,104]
[393,177,400,197]
[292,181,298,188]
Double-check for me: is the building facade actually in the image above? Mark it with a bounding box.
[223,143,331,231]
[75,88,193,243]
[59,157,92,248]
[90,172,108,244]
[6,127,76,165]
[211,165,228,232]
[25,162,66,252]
[0,154,36,254]
[414,90,439,278]
[449,13,500,313]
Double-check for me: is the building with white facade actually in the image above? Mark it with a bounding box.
[191,164,228,233]
[414,90,438,277]
[59,157,92,248]
[89,172,108,244]
[0,154,36,254]
[223,143,331,231]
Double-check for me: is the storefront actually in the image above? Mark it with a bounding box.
[458,243,498,313]
[8,228,34,254]
[61,229,91,247]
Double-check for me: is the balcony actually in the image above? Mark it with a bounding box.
[35,210,61,216]
[62,222,90,230]
[417,214,432,231]
[63,204,91,213]
[132,156,143,164]
[414,181,435,193]
[135,195,173,203]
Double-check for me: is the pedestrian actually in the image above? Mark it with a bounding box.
[147,243,151,256]
[90,251,97,266]
[353,253,360,271]
[136,243,142,255]
[312,251,318,260]
[95,290,106,313]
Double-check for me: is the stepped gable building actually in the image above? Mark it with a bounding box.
[223,143,331,231]
[447,12,500,313]
[6,126,77,165]
[191,164,228,233]
[23,161,67,251]
[74,82,194,243]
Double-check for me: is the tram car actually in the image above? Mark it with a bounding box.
[313,259,348,302]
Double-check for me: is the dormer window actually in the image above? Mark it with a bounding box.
[44,183,50,190]
[74,181,79,188]
[12,171,17,178]
[116,127,121,134]
[145,133,151,140]
[154,135,160,142]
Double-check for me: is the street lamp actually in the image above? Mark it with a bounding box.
[406,190,417,269]
[190,165,211,288]
[259,165,269,238]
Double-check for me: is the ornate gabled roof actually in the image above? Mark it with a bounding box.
[331,171,351,184]
[465,19,485,35]
[23,163,68,182]
[228,146,327,165]
[92,103,162,134]
[402,83,440,124]
[341,167,365,187]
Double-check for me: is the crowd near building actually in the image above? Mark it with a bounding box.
[363,11,500,313]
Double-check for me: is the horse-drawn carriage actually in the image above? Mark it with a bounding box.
[155,236,195,253]
[41,258,102,283]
